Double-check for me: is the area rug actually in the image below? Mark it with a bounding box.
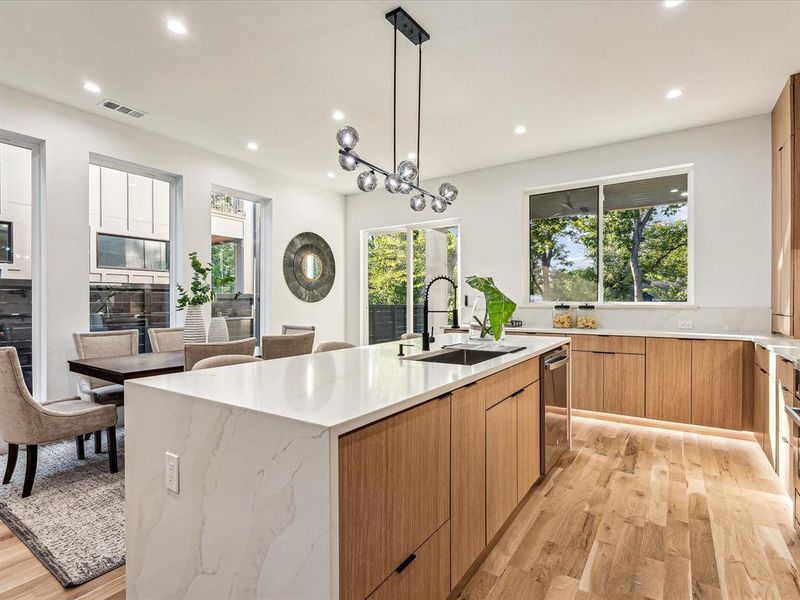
[0,429,125,587]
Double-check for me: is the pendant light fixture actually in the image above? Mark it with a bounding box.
[336,7,458,212]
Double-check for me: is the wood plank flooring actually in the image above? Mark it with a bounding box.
[1,415,798,599]
[457,415,800,600]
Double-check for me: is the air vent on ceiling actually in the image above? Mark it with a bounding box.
[99,98,148,119]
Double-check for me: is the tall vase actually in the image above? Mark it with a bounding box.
[207,316,230,343]
[183,305,207,343]
[468,295,505,344]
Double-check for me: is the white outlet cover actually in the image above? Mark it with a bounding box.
[677,320,693,330]
[165,452,180,493]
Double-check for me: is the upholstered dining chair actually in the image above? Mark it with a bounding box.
[400,332,423,340]
[314,341,356,353]
[148,327,185,353]
[72,329,139,407]
[281,324,315,335]
[261,331,315,360]
[192,355,262,370]
[0,347,118,497]
[184,337,257,371]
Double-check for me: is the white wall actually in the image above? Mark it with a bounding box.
[346,115,771,343]
[0,84,346,400]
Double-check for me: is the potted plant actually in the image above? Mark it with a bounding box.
[466,276,516,343]
[177,252,235,343]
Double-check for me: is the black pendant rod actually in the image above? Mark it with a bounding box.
[393,15,397,172]
[416,42,422,187]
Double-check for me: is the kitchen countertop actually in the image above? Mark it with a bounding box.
[127,332,567,435]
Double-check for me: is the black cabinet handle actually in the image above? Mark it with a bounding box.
[396,553,416,574]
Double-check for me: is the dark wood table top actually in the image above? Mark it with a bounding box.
[68,351,185,385]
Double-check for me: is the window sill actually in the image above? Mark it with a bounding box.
[517,302,698,310]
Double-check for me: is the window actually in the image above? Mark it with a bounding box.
[529,171,689,304]
[0,221,13,263]
[97,234,169,271]
[365,223,459,344]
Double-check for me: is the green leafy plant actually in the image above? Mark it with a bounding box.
[466,276,516,341]
[176,251,235,310]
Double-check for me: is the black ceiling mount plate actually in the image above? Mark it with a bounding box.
[385,7,430,45]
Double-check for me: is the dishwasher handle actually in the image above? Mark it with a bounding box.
[544,353,569,371]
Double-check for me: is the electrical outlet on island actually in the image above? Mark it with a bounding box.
[677,320,693,330]
[165,452,180,493]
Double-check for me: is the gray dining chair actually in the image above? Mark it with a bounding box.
[261,331,315,360]
[73,329,138,407]
[148,327,185,353]
[314,341,356,353]
[192,355,262,371]
[184,337,257,371]
[0,347,118,497]
[281,324,315,335]
[400,332,422,340]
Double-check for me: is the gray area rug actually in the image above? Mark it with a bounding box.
[0,429,125,587]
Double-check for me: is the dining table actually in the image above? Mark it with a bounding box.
[68,350,185,385]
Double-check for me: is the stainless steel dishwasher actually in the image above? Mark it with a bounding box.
[541,348,570,475]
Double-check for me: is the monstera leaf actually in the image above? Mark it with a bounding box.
[466,276,517,341]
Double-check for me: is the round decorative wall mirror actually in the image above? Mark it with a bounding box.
[283,232,335,302]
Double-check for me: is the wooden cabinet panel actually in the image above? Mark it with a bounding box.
[779,356,796,393]
[571,334,645,355]
[773,79,793,151]
[571,351,603,412]
[645,338,692,423]
[755,344,770,372]
[484,358,539,409]
[450,384,485,586]
[603,353,645,417]
[516,384,541,501]
[779,385,794,497]
[486,397,517,541]
[691,340,745,430]
[339,396,451,600]
[779,140,793,318]
[368,522,451,600]
[754,365,767,457]
[512,358,540,393]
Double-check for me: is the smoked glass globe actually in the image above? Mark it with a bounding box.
[356,170,378,192]
[397,160,418,183]
[431,196,447,213]
[438,182,458,203]
[409,194,426,211]
[399,181,412,194]
[339,150,359,171]
[384,174,402,193]
[336,125,359,150]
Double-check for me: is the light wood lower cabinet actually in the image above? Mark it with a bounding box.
[516,384,541,501]
[368,522,451,600]
[603,353,645,417]
[754,364,770,462]
[338,396,451,600]
[486,395,518,541]
[646,338,692,423]
[691,340,746,430]
[572,351,603,411]
[779,384,794,497]
[450,383,485,586]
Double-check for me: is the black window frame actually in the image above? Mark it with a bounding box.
[96,232,170,272]
[0,221,13,264]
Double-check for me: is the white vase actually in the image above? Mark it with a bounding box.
[183,305,207,343]
[207,316,230,343]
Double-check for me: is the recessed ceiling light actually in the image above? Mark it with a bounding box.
[166,19,187,35]
[327,172,335,179]
[83,81,101,94]
[514,125,527,135]
[332,110,345,121]
[664,0,684,7]
[246,142,258,151]
[680,191,688,197]
[666,88,683,99]
[408,152,417,160]
[670,188,679,193]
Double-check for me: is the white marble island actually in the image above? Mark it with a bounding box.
[124,334,568,600]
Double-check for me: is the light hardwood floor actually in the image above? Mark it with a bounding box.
[457,415,800,600]
[1,415,799,599]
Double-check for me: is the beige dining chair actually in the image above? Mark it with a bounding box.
[0,347,118,497]
[281,324,315,335]
[261,331,315,360]
[400,332,422,340]
[314,341,355,353]
[184,337,257,371]
[148,327,185,353]
[73,329,138,407]
[192,355,262,370]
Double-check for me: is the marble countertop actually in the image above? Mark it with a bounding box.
[127,333,567,434]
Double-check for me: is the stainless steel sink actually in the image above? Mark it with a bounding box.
[404,348,504,366]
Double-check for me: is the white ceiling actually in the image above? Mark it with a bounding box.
[1,1,799,194]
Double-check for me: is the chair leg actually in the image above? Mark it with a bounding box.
[107,426,118,474]
[75,435,85,460]
[22,445,37,498]
[2,443,18,484]
[94,430,102,453]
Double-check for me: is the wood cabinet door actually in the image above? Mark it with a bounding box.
[691,340,745,430]
[779,140,793,318]
[367,522,451,600]
[571,351,603,412]
[339,396,451,600]
[645,338,692,423]
[778,385,794,496]
[486,396,517,541]
[603,353,645,417]
[450,383,485,586]
[516,384,541,501]
[754,364,767,455]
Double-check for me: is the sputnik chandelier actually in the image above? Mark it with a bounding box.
[335,7,459,213]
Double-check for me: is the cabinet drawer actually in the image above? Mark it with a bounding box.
[795,491,800,529]
[484,358,539,409]
[754,344,770,372]
[570,334,645,355]
[368,522,451,600]
[774,315,792,336]
[778,356,796,392]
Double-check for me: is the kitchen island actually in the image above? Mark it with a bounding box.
[124,333,569,600]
